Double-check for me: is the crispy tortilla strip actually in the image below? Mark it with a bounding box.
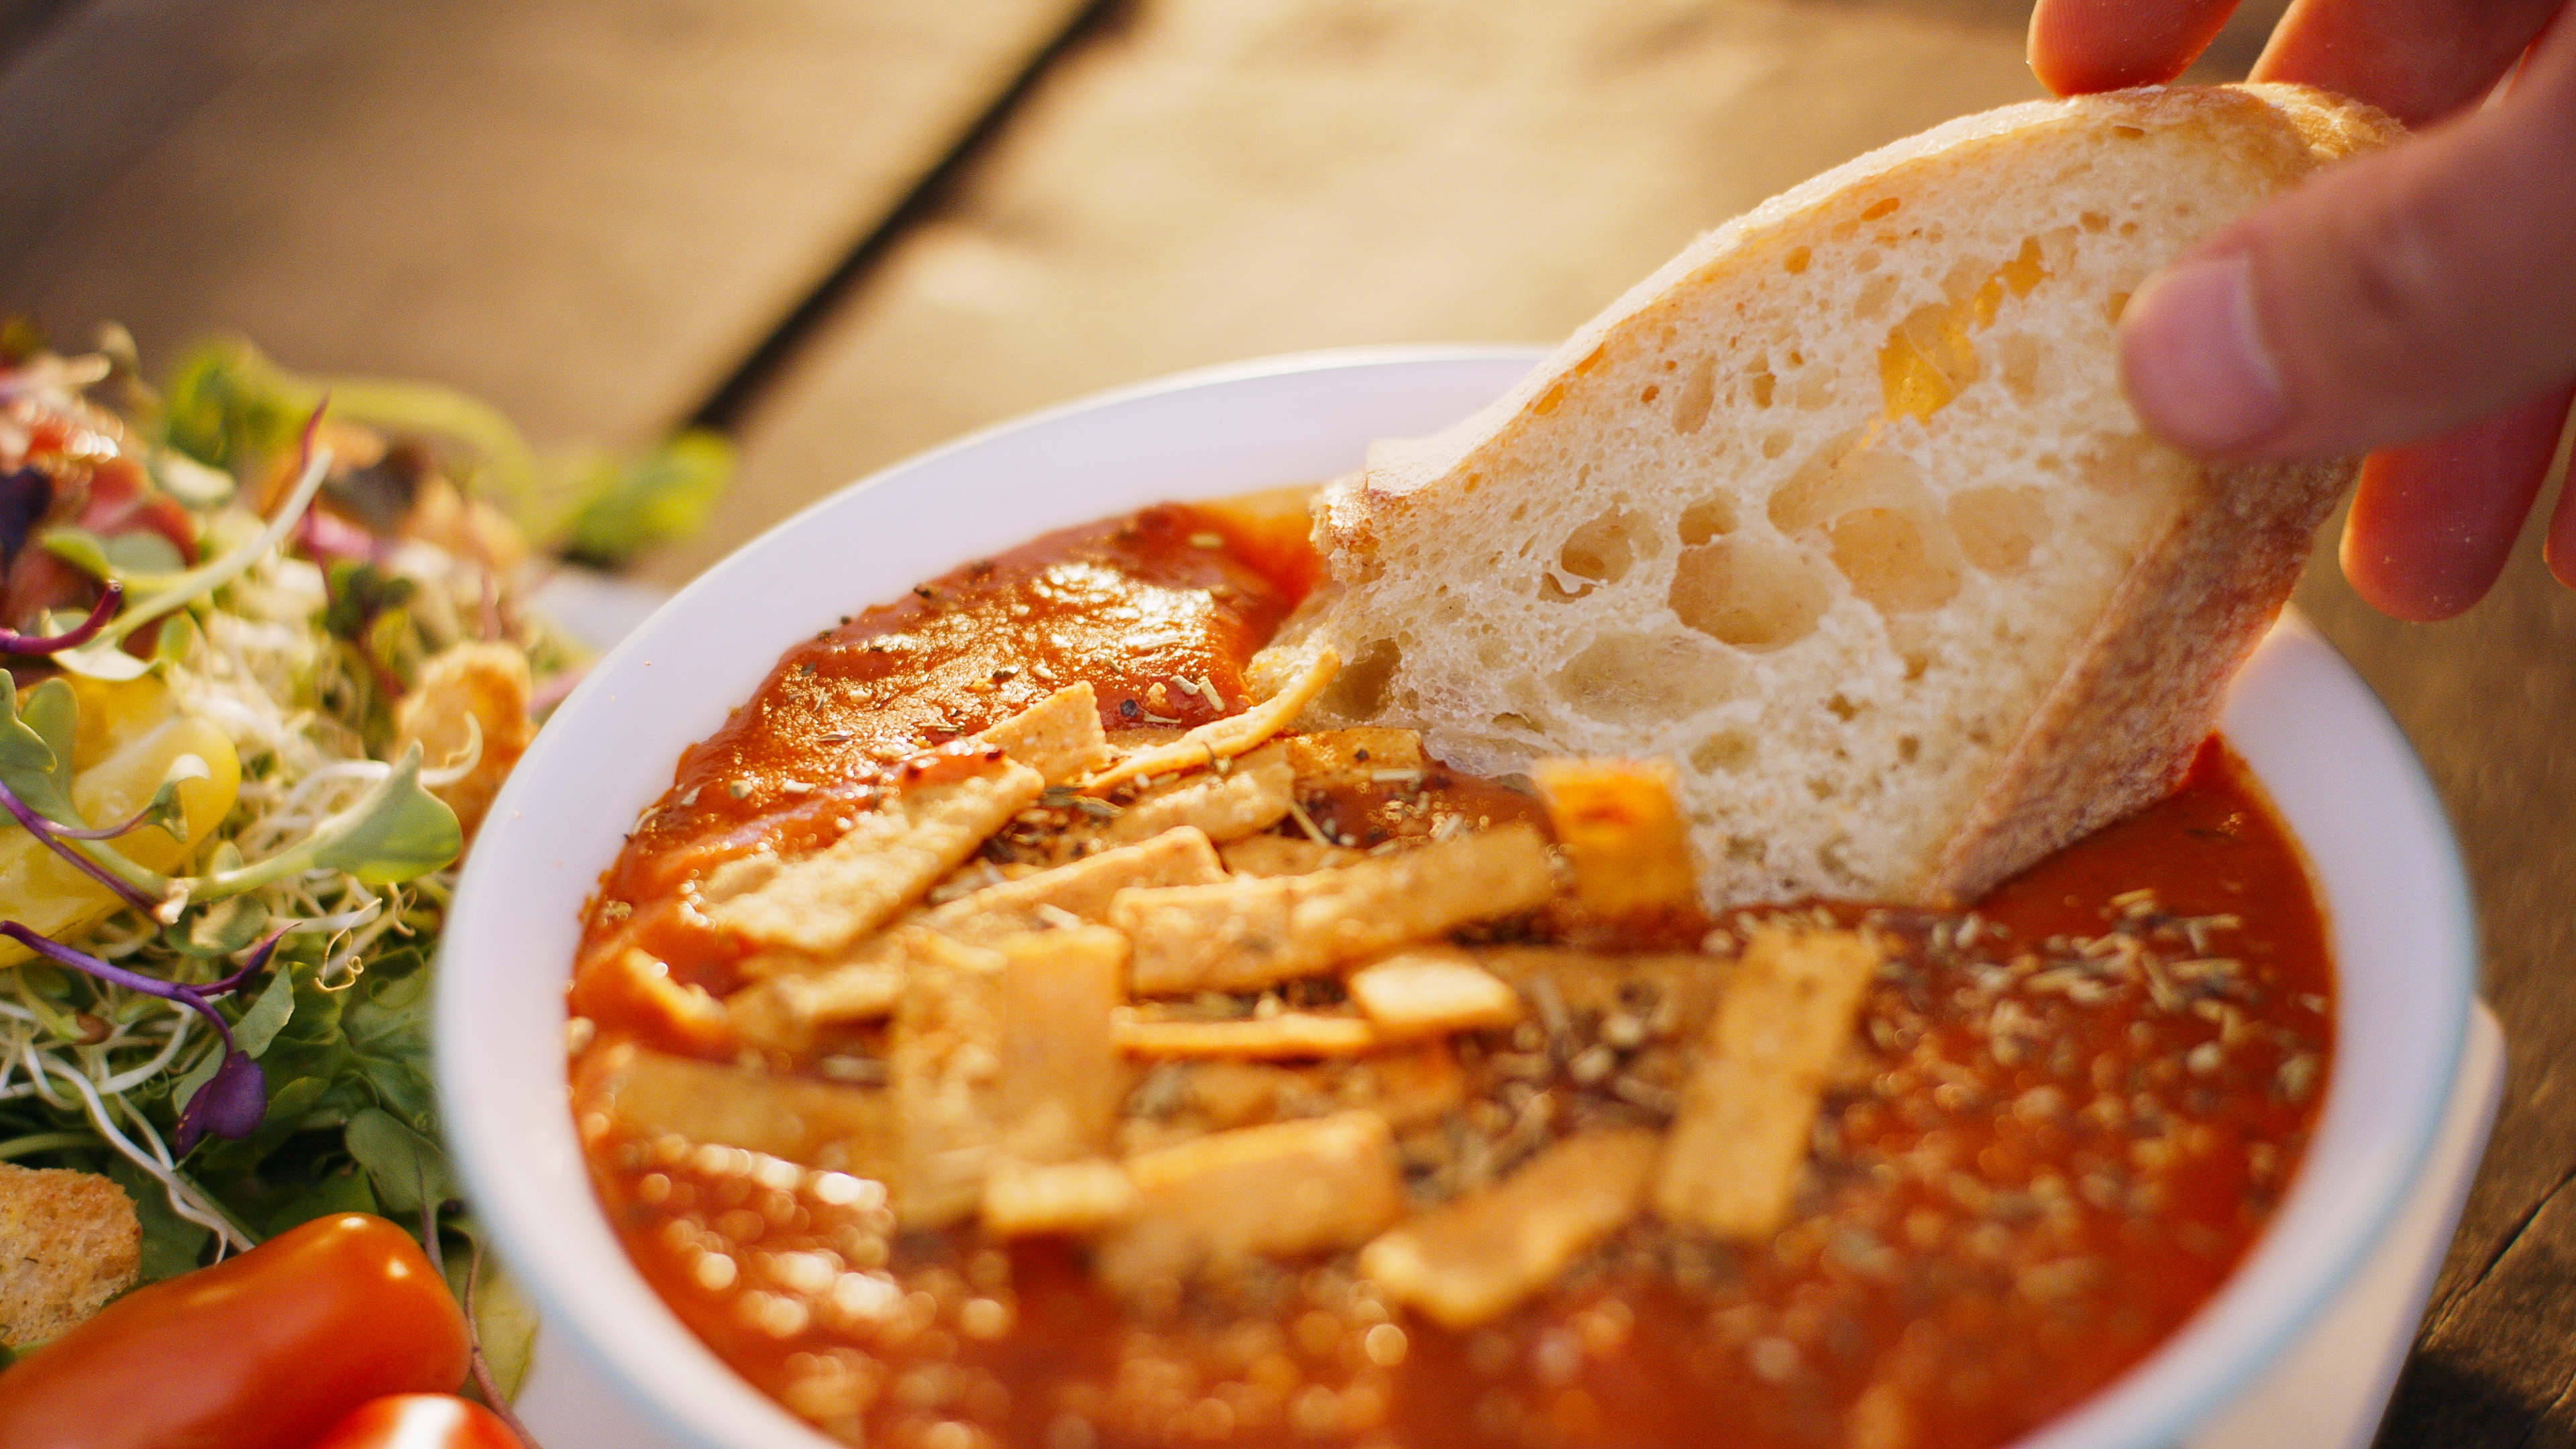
[0,1163,140,1347]
[726,830,1223,1049]
[975,683,1112,784]
[703,760,1044,956]
[981,1157,1136,1238]
[1131,1042,1464,1146]
[1359,1128,1660,1329]
[726,964,905,1055]
[1654,926,1882,1238]
[1084,647,1340,794]
[580,1041,897,1177]
[1287,728,1425,788]
[1114,824,1556,996]
[1101,743,1293,846]
[1097,1112,1405,1291]
[889,930,1008,1226]
[572,947,730,1055]
[1346,947,1523,1040]
[998,926,1129,1163]
[1476,946,1729,1040]
[1114,1009,1380,1059]
[1220,835,1361,877]
[1531,757,1699,914]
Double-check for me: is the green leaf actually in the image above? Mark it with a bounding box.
[232,965,299,1059]
[52,635,156,682]
[179,896,270,957]
[145,447,237,508]
[128,753,210,844]
[470,1252,541,1403]
[193,746,460,898]
[153,612,200,667]
[104,1157,212,1283]
[0,674,85,825]
[345,1106,455,1214]
[158,338,317,476]
[555,429,734,568]
[321,561,418,645]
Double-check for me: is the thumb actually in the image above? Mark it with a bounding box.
[2116,51,2576,461]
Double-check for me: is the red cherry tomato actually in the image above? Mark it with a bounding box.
[307,1393,523,1449]
[0,1213,472,1449]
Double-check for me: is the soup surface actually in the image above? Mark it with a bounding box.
[567,502,2330,1449]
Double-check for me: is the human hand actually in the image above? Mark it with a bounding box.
[2028,0,2576,621]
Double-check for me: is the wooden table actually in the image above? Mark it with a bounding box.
[4,1,2568,1442]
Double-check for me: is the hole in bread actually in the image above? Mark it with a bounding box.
[1949,486,2049,576]
[1669,535,1833,651]
[2112,124,2146,140]
[1807,776,1837,801]
[1491,712,1542,736]
[1881,303,1981,419]
[1672,356,1717,435]
[1783,246,1811,274]
[2080,211,2110,233]
[1825,694,1861,720]
[1861,197,1900,221]
[1640,384,1661,403]
[1760,432,1790,460]
[1748,370,1776,408]
[1827,507,1965,614]
[1724,834,1766,865]
[1678,495,1738,547]
[1320,638,1401,718]
[1551,631,1746,722]
[1896,735,1921,763]
[1902,652,1931,682]
[1555,506,1653,588]
[1996,334,2043,404]
[1534,382,1570,416]
[2106,292,2131,325]
[2118,221,2138,237]
[1770,435,1929,534]
[1854,273,1898,322]
[1692,731,1757,775]
[1817,837,1861,884]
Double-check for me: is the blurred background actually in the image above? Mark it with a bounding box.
[3,2,2570,1444]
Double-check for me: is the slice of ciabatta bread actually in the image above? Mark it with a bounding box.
[1256,84,2400,909]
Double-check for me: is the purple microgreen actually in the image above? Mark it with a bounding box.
[1,920,287,1152]
[0,580,123,655]
[0,776,164,916]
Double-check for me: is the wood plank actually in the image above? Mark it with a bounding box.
[660,0,2290,586]
[0,0,1091,449]
[666,0,2056,583]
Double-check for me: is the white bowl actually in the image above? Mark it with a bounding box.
[438,348,2475,1449]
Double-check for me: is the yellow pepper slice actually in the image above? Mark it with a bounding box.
[0,674,241,969]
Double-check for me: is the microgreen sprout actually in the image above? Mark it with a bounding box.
[1,921,286,1152]
[0,580,122,655]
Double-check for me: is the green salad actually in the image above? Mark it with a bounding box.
[0,321,728,1377]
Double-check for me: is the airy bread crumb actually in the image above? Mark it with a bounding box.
[1260,84,2400,908]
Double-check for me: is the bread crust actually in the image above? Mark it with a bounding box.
[1274,84,2402,908]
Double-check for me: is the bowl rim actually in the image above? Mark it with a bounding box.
[437,345,2473,1449]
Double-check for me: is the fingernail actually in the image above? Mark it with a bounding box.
[2118,252,2289,453]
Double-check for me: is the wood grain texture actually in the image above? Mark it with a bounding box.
[0,0,1091,449]
[669,0,2053,584]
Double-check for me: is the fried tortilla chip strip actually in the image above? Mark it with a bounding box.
[1346,947,1523,1040]
[980,1157,1135,1238]
[1101,743,1293,845]
[1286,727,1424,788]
[725,963,906,1055]
[1113,824,1556,996]
[889,930,1008,1226]
[571,947,730,1055]
[998,926,1129,1163]
[1083,647,1339,794]
[1095,1112,1404,1292]
[1219,835,1360,878]
[1654,926,1882,1238]
[0,1163,139,1348]
[703,759,1044,956]
[578,1042,897,1179]
[1359,1127,1660,1328]
[1114,1009,1380,1059]
[726,830,1223,1051]
[976,682,1114,784]
[1531,757,1700,913]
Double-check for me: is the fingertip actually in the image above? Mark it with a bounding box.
[2338,506,2479,622]
[2029,0,2239,95]
[2117,251,2291,456]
